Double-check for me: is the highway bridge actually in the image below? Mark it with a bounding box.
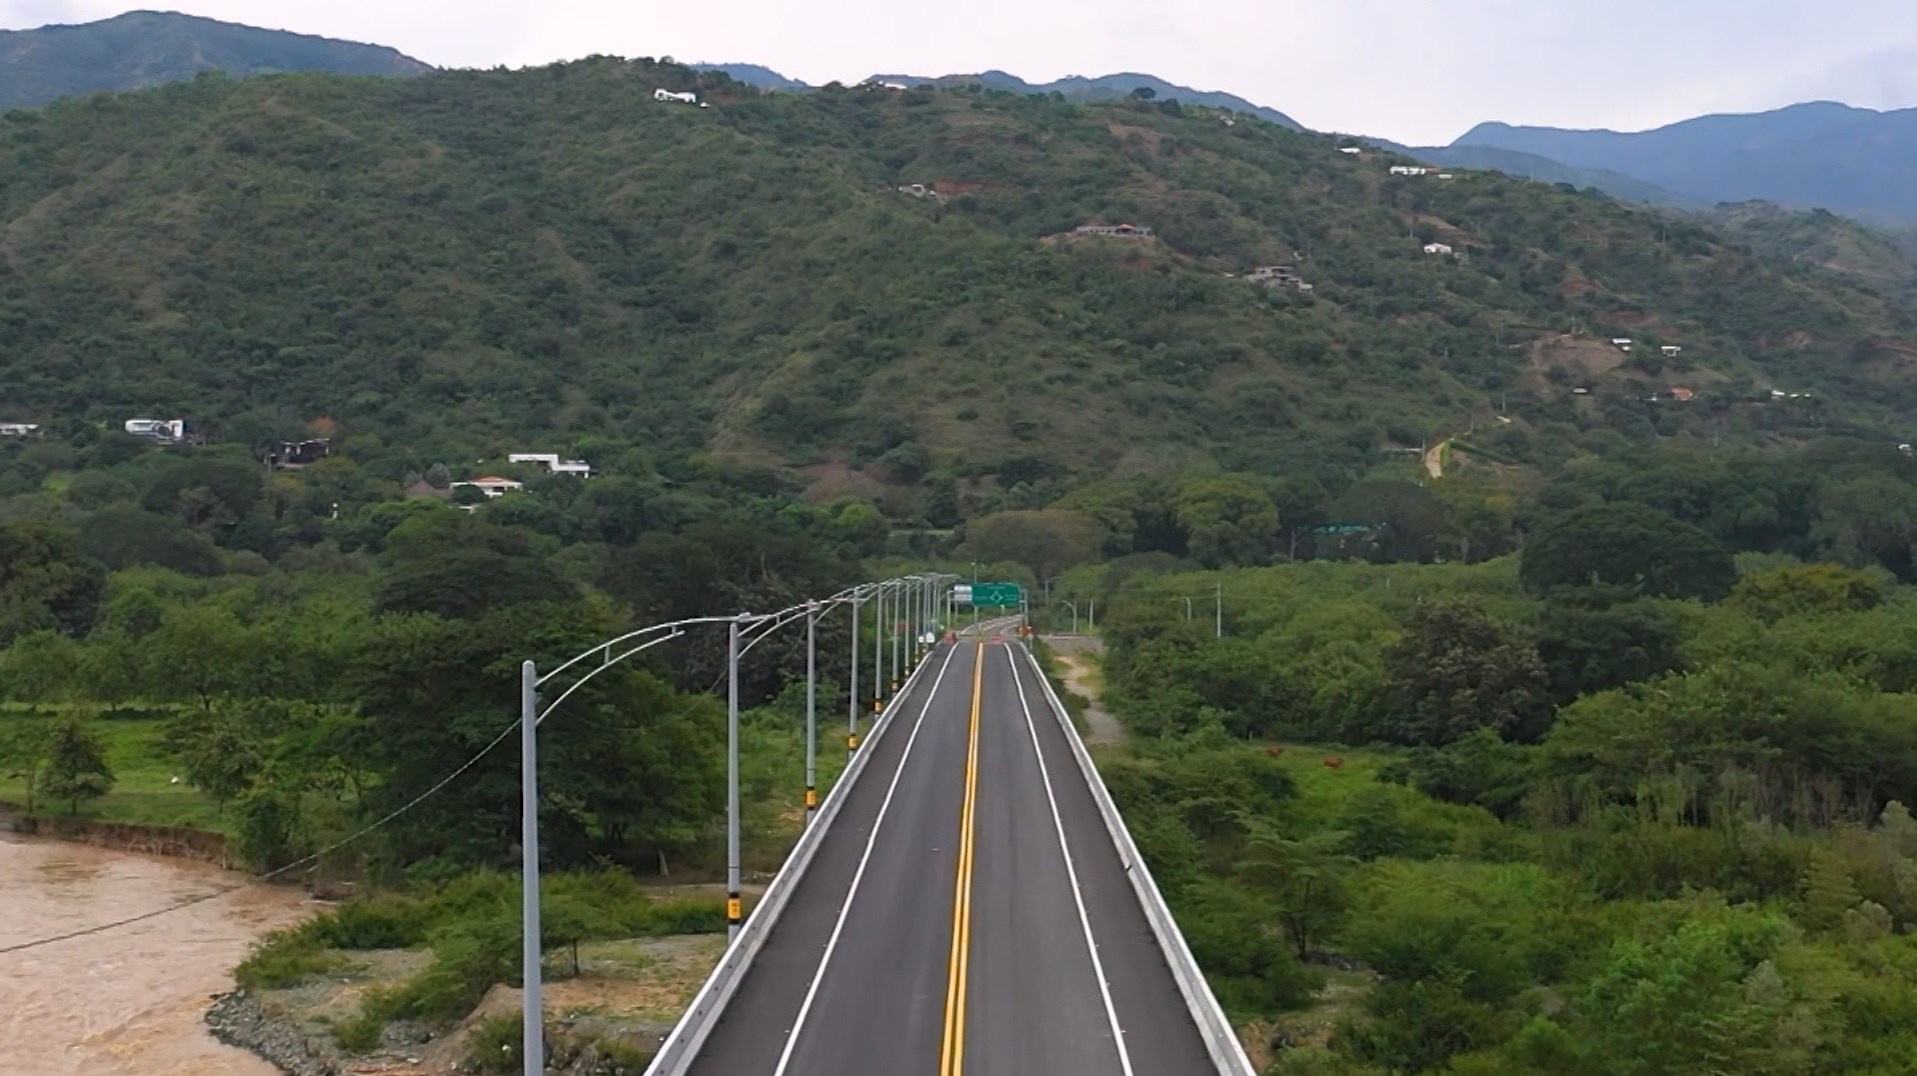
[648,628,1253,1076]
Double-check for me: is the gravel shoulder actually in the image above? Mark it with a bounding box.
[1042,635,1127,746]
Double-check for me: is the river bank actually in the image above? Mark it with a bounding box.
[0,831,315,1076]
[3,805,232,864]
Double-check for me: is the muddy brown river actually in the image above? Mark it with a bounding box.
[0,832,313,1076]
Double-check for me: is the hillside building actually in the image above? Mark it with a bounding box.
[1074,223,1154,239]
[1390,165,1431,176]
[125,418,185,443]
[452,476,524,499]
[1247,265,1313,291]
[509,453,593,477]
[0,422,40,437]
[262,439,332,470]
[1422,242,1453,256]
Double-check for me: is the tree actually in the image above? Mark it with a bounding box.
[38,717,114,815]
[146,604,256,712]
[1813,475,1917,581]
[375,512,574,619]
[1728,562,1883,623]
[78,505,224,575]
[1129,85,1157,100]
[1173,476,1278,567]
[1384,601,1551,746]
[0,520,106,645]
[1520,502,1735,602]
[962,509,1103,584]
[0,630,84,704]
[1242,822,1354,961]
[0,722,53,814]
[167,702,267,813]
[1797,847,1863,933]
[1327,480,1444,563]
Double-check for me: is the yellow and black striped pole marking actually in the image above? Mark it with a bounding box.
[847,732,860,751]
[726,892,742,931]
[805,785,818,810]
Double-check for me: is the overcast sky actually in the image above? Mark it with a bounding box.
[4,0,1916,143]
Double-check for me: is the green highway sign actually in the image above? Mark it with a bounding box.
[968,582,1022,606]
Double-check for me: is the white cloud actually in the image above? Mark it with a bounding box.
[4,1,1917,143]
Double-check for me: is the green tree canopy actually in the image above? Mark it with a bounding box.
[1520,502,1735,602]
[1173,476,1279,568]
[39,717,115,815]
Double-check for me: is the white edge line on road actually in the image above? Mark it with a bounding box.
[771,642,963,1076]
[1003,646,1137,1076]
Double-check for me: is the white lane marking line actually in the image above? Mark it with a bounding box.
[773,643,963,1076]
[1004,646,1136,1076]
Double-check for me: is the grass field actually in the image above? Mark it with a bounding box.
[0,714,224,830]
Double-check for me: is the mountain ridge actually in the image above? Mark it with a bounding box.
[0,10,432,110]
[1454,101,1917,225]
[693,62,1303,128]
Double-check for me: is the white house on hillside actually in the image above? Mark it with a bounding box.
[1661,345,1683,357]
[654,89,701,106]
[1390,165,1431,176]
[1422,242,1453,256]
[125,418,185,442]
[0,422,39,437]
[509,453,593,477]
[452,476,524,499]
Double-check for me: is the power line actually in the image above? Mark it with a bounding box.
[0,576,936,955]
[0,672,736,956]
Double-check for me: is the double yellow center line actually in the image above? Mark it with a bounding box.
[938,642,985,1076]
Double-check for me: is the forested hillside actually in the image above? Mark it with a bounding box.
[3,57,1916,508]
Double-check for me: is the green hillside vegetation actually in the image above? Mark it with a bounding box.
[1708,201,1917,294]
[1082,549,1917,1074]
[3,58,1917,515]
[0,11,430,111]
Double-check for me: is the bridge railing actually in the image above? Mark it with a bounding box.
[1021,644,1259,1076]
[642,647,941,1074]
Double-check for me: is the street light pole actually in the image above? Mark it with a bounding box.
[519,660,542,1076]
[872,582,884,719]
[804,600,818,826]
[726,616,744,942]
[1215,581,1224,639]
[890,581,902,694]
[848,589,862,758]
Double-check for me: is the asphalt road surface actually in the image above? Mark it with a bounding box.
[685,636,1217,1076]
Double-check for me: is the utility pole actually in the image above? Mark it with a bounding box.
[848,589,862,758]
[726,616,744,942]
[804,601,818,826]
[1215,581,1224,639]
[1088,598,1095,631]
[519,660,542,1076]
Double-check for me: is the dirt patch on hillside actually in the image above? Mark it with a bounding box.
[797,461,887,503]
[1526,334,1629,384]
[1105,122,1166,148]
